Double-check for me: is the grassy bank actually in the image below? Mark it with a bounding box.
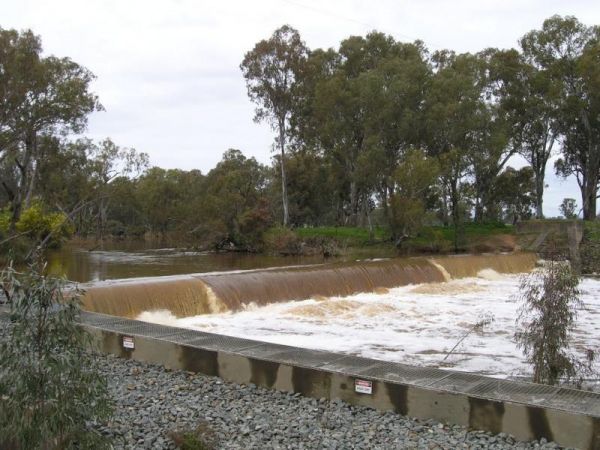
[295,226,389,246]
[402,222,515,254]
[279,223,516,257]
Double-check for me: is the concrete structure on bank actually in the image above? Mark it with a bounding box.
[517,220,584,269]
[76,311,600,450]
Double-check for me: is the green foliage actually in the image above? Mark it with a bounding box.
[0,209,10,232]
[583,220,600,241]
[14,202,73,244]
[514,259,594,385]
[177,433,212,450]
[238,199,272,250]
[0,27,101,233]
[293,223,512,255]
[419,222,510,240]
[240,25,309,226]
[295,226,387,245]
[390,149,439,238]
[493,166,536,224]
[523,16,600,219]
[281,151,335,227]
[2,17,600,255]
[0,203,73,251]
[402,222,512,254]
[580,221,600,274]
[390,197,428,239]
[406,227,453,253]
[0,263,112,449]
[559,198,578,219]
[200,149,272,249]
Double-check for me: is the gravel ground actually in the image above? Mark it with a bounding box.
[91,354,566,450]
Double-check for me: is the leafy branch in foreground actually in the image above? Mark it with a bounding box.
[0,262,112,449]
[514,258,596,386]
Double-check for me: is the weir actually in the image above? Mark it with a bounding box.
[18,250,597,449]
[7,309,589,450]
[82,252,538,318]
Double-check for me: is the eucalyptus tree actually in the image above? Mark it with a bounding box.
[462,49,515,222]
[423,51,479,234]
[490,48,558,219]
[390,148,439,239]
[32,135,91,212]
[200,149,271,248]
[240,25,309,227]
[307,32,427,226]
[135,167,187,236]
[493,166,536,225]
[359,40,431,225]
[83,138,149,240]
[280,150,335,226]
[311,61,368,225]
[0,28,101,231]
[521,16,600,219]
[555,39,600,220]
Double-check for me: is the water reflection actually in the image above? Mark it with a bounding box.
[45,244,329,283]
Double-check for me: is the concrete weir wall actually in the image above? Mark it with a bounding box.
[80,312,600,450]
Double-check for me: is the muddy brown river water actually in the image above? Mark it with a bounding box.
[46,243,327,283]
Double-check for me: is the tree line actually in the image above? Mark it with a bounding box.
[1,15,599,253]
[241,16,600,232]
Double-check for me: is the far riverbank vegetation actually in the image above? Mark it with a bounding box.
[2,16,600,266]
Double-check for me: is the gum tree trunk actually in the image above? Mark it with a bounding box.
[278,119,289,227]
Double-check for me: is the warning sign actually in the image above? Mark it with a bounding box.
[122,336,135,350]
[354,379,373,394]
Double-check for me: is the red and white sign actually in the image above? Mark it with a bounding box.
[122,336,135,350]
[354,379,373,394]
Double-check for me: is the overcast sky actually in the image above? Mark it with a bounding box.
[4,0,600,217]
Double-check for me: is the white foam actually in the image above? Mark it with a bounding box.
[137,309,179,326]
[476,268,503,281]
[141,273,600,380]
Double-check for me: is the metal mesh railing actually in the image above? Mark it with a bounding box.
[76,310,600,418]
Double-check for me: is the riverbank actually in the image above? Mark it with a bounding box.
[5,219,591,286]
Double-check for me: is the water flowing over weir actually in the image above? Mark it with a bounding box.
[81,252,538,318]
[430,252,538,278]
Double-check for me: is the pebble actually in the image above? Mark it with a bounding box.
[90,354,570,449]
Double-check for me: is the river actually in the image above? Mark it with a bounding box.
[46,243,331,283]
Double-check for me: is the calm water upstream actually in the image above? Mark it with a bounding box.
[45,243,330,283]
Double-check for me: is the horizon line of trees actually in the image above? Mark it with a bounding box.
[241,15,600,232]
[1,15,599,252]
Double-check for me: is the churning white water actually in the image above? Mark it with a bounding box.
[140,271,600,380]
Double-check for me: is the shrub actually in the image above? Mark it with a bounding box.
[0,209,10,232]
[514,258,595,386]
[414,228,452,253]
[237,201,272,251]
[106,219,127,238]
[559,198,578,219]
[262,227,301,255]
[580,221,600,274]
[0,262,112,449]
[169,420,217,449]
[8,202,73,247]
[389,197,427,239]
